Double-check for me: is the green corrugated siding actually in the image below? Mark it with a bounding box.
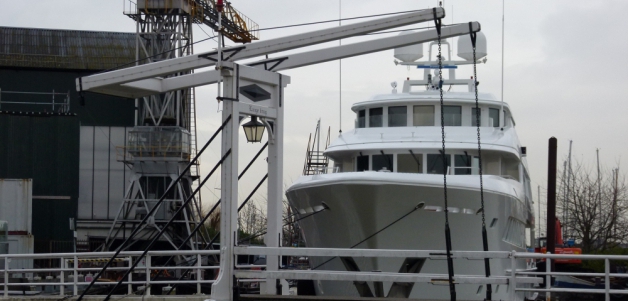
[0,114,79,245]
[0,68,135,126]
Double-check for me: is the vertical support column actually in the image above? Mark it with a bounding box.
[127,257,133,295]
[545,253,551,301]
[264,75,285,295]
[60,257,65,296]
[605,258,610,301]
[547,137,557,275]
[211,67,240,301]
[3,256,8,298]
[145,254,151,296]
[509,251,516,301]
[73,255,78,296]
[196,253,202,294]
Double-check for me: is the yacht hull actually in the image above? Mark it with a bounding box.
[286,173,533,300]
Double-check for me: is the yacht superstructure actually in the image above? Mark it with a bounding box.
[286,34,535,300]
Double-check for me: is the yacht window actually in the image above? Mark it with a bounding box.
[501,158,520,181]
[357,110,365,128]
[388,106,407,127]
[356,155,369,171]
[398,153,422,173]
[369,108,383,127]
[358,110,366,128]
[472,108,481,127]
[427,153,451,175]
[489,108,500,127]
[454,154,472,175]
[372,154,393,171]
[443,106,462,126]
[413,105,434,126]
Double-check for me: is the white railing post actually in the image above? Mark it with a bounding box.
[509,250,516,301]
[145,254,151,296]
[196,254,202,294]
[605,258,610,301]
[3,256,8,298]
[60,257,65,296]
[545,252,551,301]
[73,255,78,295]
[128,256,133,295]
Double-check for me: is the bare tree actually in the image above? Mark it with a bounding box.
[558,160,627,253]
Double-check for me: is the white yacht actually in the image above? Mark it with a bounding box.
[286,34,535,300]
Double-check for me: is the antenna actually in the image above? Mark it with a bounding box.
[500,0,505,128]
[339,0,343,134]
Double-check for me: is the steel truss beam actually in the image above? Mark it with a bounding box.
[77,8,446,95]
[80,21,479,99]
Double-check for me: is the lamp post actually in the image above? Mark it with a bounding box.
[242,116,265,143]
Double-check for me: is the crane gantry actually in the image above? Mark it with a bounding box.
[98,0,259,254]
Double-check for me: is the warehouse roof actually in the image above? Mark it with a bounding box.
[0,27,137,71]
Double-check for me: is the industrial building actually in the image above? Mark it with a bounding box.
[0,26,136,253]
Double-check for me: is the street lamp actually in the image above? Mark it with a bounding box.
[242,116,265,143]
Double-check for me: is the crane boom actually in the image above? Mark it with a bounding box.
[192,0,259,43]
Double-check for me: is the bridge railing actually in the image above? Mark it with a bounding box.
[1,249,219,298]
[4,248,628,300]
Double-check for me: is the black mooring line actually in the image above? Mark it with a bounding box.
[434,7,455,301]
[102,149,232,301]
[469,21,492,300]
[76,115,232,301]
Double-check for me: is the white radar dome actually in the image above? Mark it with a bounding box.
[394,31,423,62]
[457,31,487,61]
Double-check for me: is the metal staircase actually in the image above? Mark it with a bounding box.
[302,119,331,175]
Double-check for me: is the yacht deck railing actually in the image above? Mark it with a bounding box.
[2,248,628,300]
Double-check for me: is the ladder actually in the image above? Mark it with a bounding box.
[188,87,201,200]
[302,119,331,175]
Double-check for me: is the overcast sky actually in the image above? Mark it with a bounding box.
[3,0,627,228]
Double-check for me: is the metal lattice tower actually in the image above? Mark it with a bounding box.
[104,0,257,252]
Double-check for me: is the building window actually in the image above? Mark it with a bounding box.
[372,154,393,171]
[413,105,434,126]
[398,153,422,173]
[443,106,461,126]
[356,155,369,171]
[388,106,407,127]
[472,108,481,127]
[369,108,383,127]
[357,110,365,128]
[489,108,499,127]
[427,153,451,174]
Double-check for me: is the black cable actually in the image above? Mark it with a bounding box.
[434,7,456,301]
[238,205,329,244]
[256,9,432,32]
[102,149,232,301]
[87,9,454,76]
[311,203,423,270]
[167,172,268,295]
[76,115,231,301]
